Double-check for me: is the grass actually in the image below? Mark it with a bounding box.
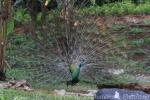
[78,1,150,15]
[129,28,146,34]
[144,19,150,25]
[132,48,146,54]
[6,67,97,91]
[111,24,127,31]
[0,89,93,100]
[129,37,150,46]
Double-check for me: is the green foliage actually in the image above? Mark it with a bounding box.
[114,74,137,83]
[0,96,7,100]
[144,19,150,25]
[97,74,137,87]
[144,37,150,44]
[111,24,127,31]
[78,1,150,15]
[132,0,145,5]
[13,8,31,23]
[6,68,28,80]
[129,37,150,46]
[129,39,144,46]
[129,28,145,34]
[7,19,14,35]
[132,48,146,55]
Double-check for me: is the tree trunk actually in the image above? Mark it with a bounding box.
[0,26,6,80]
[0,0,11,80]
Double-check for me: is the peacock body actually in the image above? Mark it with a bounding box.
[66,64,80,85]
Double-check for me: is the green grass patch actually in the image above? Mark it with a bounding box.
[129,37,150,46]
[129,28,146,34]
[78,1,150,15]
[133,48,146,54]
[144,19,150,25]
[0,89,93,100]
[97,74,137,87]
[111,24,127,31]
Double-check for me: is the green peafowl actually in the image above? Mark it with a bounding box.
[9,0,148,88]
[22,23,128,87]
[11,15,129,87]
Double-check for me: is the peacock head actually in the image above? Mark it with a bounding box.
[77,58,86,68]
[77,63,82,68]
[71,56,86,68]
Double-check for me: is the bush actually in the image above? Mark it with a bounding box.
[78,1,150,15]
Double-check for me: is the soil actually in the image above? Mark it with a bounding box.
[128,32,150,40]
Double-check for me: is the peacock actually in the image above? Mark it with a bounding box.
[8,11,129,87]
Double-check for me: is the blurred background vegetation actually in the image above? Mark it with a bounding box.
[0,0,149,97]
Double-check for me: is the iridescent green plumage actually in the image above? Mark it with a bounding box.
[67,63,81,85]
